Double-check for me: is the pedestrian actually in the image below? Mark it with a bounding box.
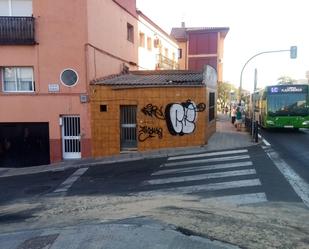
[235,106,242,131]
[225,106,228,114]
[231,106,236,124]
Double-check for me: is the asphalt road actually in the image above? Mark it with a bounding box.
[0,145,302,206]
[260,128,309,184]
[0,145,308,249]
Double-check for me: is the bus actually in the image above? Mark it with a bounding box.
[252,84,309,129]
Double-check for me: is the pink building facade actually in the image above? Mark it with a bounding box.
[0,0,162,166]
[0,1,227,167]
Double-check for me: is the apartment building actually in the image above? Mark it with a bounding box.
[0,0,180,167]
[171,22,229,82]
[0,1,228,167]
[137,10,179,70]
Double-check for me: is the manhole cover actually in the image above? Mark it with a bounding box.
[25,186,51,194]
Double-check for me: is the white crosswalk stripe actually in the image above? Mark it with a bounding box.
[54,168,88,193]
[142,149,268,205]
[168,149,248,161]
[142,179,262,195]
[145,169,256,185]
[152,161,253,176]
[164,154,250,167]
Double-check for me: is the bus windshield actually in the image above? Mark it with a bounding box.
[267,93,309,116]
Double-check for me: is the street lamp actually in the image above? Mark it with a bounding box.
[239,46,297,103]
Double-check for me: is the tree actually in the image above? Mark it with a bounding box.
[217,81,237,112]
[277,76,296,85]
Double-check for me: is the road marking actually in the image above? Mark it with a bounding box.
[153,161,253,176]
[142,179,262,195]
[201,192,267,205]
[144,169,256,185]
[53,167,88,193]
[262,138,271,146]
[265,148,309,208]
[164,155,250,167]
[258,133,271,146]
[168,149,248,161]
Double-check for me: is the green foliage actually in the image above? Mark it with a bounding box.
[217,81,237,111]
[277,76,296,85]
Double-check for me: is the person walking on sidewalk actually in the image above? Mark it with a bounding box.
[235,106,242,131]
[231,106,236,124]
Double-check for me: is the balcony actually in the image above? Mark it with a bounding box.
[156,54,179,70]
[0,16,35,45]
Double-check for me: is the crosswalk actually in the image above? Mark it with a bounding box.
[142,149,267,206]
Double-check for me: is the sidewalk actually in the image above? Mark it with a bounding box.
[0,114,255,178]
[0,219,240,249]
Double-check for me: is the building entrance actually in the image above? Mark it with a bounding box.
[61,116,81,159]
[0,122,50,167]
[120,105,137,150]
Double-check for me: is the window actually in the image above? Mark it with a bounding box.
[0,0,32,16]
[2,67,34,92]
[139,32,145,47]
[209,92,215,121]
[100,105,107,112]
[127,23,134,43]
[165,48,169,58]
[147,37,152,51]
[60,69,79,87]
[154,38,160,48]
[178,48,182,59]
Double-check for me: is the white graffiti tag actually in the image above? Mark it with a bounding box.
[165,100,204,136]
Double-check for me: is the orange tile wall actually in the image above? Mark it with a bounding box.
[90,85,215,157]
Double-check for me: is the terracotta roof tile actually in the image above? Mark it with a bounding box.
[91,70,204,88]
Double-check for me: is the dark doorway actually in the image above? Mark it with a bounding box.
[0,123,50,167]
[120,105,137,150]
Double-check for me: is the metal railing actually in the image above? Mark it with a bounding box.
[0,16,35,45]
[156,54,179,70]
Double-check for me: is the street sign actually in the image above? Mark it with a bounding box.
[290,46,297,59]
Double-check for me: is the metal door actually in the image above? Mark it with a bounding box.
[120,106,137,150]
[62,115,81,159]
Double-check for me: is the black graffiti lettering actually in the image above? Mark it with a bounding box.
[141,104,165,120]
[165,100,206,136]
[138,126,163,142]
[196,102,206,112]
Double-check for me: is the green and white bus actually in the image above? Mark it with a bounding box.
[253,84,309,129]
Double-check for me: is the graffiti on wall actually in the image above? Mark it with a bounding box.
[138,125,163,142]
[165,100,206,136]
[140,100,206,139]
[141,104,165,120]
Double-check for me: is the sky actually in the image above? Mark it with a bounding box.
[136,0,309,92]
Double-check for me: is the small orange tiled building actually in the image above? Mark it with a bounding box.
[90,67,217,157]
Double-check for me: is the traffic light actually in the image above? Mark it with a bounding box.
[290,46,297,59]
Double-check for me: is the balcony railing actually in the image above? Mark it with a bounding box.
[156,54,179,70]
[0,16,35,45]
